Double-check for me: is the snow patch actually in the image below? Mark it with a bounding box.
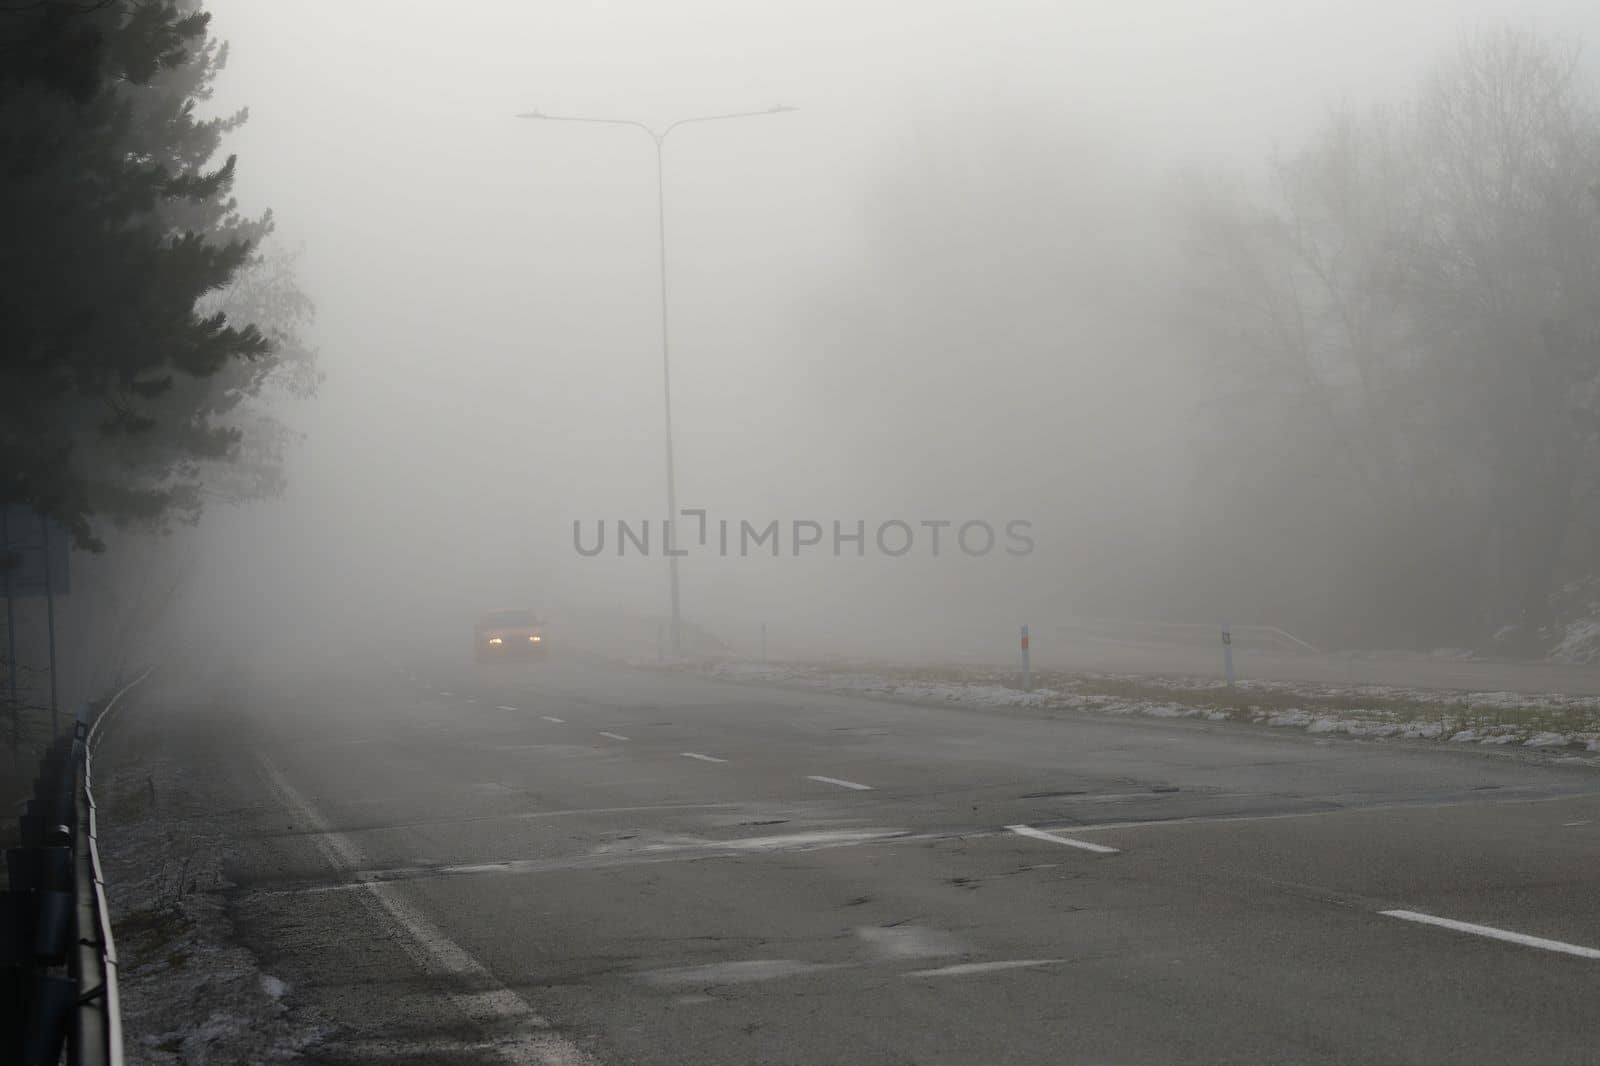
[661,659,1600,760]
[100,748,326,1063]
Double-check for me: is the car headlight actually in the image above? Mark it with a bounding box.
[529,635,542,643]
[488,637,503,645]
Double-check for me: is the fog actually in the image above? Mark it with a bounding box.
[122,0,1600,676]
[18,9,1600,1057]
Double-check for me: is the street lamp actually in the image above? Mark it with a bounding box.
[516,105,795,656]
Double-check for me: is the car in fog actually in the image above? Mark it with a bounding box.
[473,608,546,662]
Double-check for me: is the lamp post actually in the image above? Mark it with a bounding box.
[516,105,794,656]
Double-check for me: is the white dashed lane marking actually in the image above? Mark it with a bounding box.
[541,716,565,723]
[1006,824,1120,854]
[805,775,874,791]
[598,731,630,741]
[1380,910,1600,959]
[903,960,1065,978]
[497,705,518,712]
[638,959,846,986]
[680,752,727,763]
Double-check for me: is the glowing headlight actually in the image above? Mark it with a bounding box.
[488,637,503,645]
[529,635,542,643]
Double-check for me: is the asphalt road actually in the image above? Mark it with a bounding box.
[113,653,1600,1064]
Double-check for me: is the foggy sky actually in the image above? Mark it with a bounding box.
[170,1,1600,663]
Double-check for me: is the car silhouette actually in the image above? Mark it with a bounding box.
[473,608,546,663]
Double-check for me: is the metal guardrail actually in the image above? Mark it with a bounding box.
[3,668,147,1065]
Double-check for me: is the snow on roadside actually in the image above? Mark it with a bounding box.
[659,659,1600,757]
[97,748,325,1063]
[1551,618,1600,664]
[1546,577,1600,665]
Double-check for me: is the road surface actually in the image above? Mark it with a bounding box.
[107,654,1600,1064]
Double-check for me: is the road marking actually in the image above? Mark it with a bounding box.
[1379,910,1600,959]
[1563,820,1591,827]
[269,828,918,895]
[805,775,873,791]
[265,804,741,842]
[465,698,478,704]
[1040,789,1599,837]
[1006,824,1120,854]
[257,756,595,1065]
[672,828,908,852]
[858,924,967,959]
[598,731,629,741]
[321,1035,572,1061]
[541,716,564,723]
[497,705,518,712]
[903,959,1064,978]
[638,959,847,986]
[680,752,727,763]
[439,691,455,697]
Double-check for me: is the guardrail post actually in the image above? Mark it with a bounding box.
[5,746,76,1066]
[1020,624,1031,693]
[1222,623,1235,687]
[20,973,73,1065]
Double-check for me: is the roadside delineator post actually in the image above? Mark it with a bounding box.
[1222,623,1235,687]
[1021,624,1031,693]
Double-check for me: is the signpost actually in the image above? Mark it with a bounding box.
[0,506,70,596]
[1,507,72,740]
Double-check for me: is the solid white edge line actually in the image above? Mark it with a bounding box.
[1005,824,1120,854]
[903,959,1065,978]
[598,731,629,741]
[257,756,596,1064]
[1380,910,1600,959]
[680,752,728,763]
[805,775,874,791]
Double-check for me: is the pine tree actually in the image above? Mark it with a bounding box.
[0,1,274,550]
